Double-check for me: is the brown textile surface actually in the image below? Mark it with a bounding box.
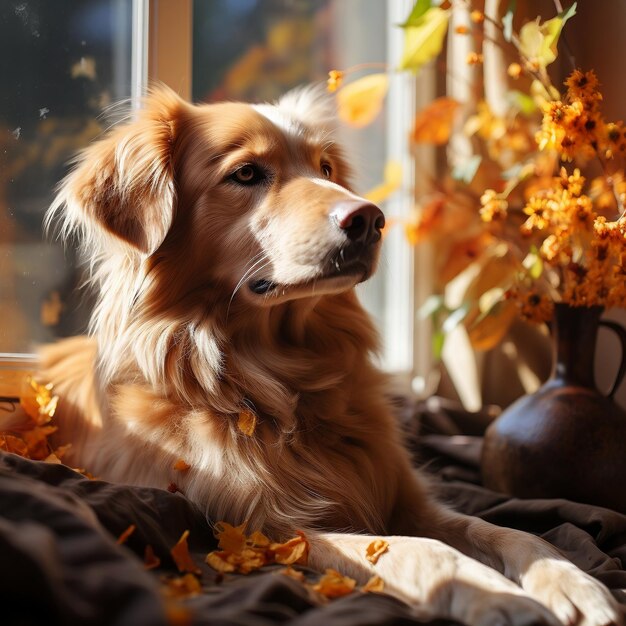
[1,421,625,625]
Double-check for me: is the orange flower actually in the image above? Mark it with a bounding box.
[327,70,344,93]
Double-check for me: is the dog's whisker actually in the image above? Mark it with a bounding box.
[226,255,271,318]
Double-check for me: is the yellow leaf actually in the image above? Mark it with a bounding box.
[270,531,309,565]
[117,524,136,545]
[206,550,236,573]
[171,530,202,575]
[144,544,161,570]
[313,569,357,598]
[365,539,389,564]
[160,573,202,599]
[173,458,190,471]
[411,97,460,145]
[364,161,403,205]
[248,530,270,548]
[337,74,389,128]
[362,575,385,593]
[519,4,576,68]
[467,300,518,351]
[215,521,248,553]
[399,8,450,72]
[237,408,257,436]
[280,566,305,582]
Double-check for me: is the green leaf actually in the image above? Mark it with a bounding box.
[523,248,544,279]
[401,0,432,27]
[432,329,445,360]
[519,2,576,68]
[399,7,450,73]
[502,0,516,42]
[507,90,538,116]
[451,154,482,184]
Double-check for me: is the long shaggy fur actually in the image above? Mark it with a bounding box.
[41,85,620,626]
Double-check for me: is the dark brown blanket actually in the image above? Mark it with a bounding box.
[1,437,625,626]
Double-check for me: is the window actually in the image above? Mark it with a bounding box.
[0,0,426,398]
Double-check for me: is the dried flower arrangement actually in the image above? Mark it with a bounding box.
[329,0,626,356]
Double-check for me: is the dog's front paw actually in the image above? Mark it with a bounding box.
[522,560,622,626]
[371,538,561,626]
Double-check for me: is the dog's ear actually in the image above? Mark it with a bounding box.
[49,86,185,254]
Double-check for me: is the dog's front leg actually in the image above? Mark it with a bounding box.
[392,474,622,626]
[308,532,561,626]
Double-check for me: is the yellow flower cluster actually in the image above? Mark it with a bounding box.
[480,189,508,222]
[536,70,626,163]
[514,165,626,320]
[479,70,626,323]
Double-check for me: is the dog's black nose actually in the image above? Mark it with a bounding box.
[331,200,385,245]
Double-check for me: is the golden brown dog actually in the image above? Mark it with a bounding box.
[41,86,620,626]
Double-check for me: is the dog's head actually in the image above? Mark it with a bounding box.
[50,85,384,310]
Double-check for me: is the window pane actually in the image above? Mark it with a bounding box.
[0,0,132,353]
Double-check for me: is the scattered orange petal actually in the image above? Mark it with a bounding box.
[234,548,266,574]
[205,550,237,573]
[160,573,202,599]
[280,566,306,583]
[23,425,58,460]
[44,452,63,464]
[144,544,161,570]
[117,524,136,545]
[365,539,389,564]
[455,25,469,34]
[362,575,385,593]
[0,434,29,457]
[470,9,484,23]
[53,443,72,459]
[270,531,309,566]
[237,408,257,437]
[248,530,270,548]
[173,458,190,471]
[171,530,202,575]
[215,521,248,553]
[313,569,357,598]
[73,468,97,480]
[164,601,193,626]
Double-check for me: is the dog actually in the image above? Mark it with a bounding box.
[40,85,620,626]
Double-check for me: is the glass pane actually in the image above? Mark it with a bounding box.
[192,0,393,356]
[0,0,132,354]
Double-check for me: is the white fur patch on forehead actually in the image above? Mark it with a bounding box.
[253,84,337,139]
[310,177,362,200]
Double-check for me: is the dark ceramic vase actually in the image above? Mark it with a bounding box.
[481,303,626,513]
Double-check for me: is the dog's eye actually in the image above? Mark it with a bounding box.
[321,163,333,179]
[231,164,265,185]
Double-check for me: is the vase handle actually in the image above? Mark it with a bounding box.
[599,319,626,398]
